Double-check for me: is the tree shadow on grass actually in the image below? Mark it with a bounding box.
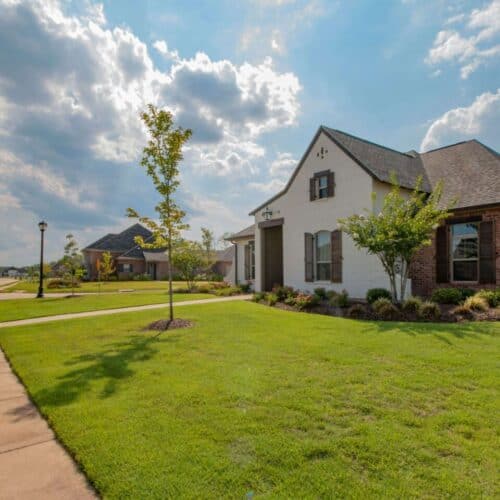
[34,332,180,407]
[361,320,499,345]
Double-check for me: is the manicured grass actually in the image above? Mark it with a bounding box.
[0,293,212,321]
[0,302,498,498]
[1,280,213,294]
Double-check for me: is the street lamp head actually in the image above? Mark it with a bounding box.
[38,220,48,232]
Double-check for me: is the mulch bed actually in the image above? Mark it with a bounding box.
[144,319,193,331]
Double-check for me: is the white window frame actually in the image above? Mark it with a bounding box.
[317,175,329,199]
[450,222,479,282]
[314,231,331,281]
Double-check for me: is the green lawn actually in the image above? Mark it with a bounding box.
[0,302,498,498]
[0,293,212,322]
[1,280,212,294]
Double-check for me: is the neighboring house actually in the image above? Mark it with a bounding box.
[228,126,499,298]
[212,246,235,279]
[83,223,169,280]
[1,267,22,278]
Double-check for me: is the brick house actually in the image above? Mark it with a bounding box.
[82,224,169,280]
[228,126,499,297]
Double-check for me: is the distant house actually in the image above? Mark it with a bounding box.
[227,126,499,297]
[212,246,235,280]
[82,224,168,280]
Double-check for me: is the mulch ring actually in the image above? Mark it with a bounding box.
[144,318,193,331]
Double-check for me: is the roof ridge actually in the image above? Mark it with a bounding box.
[322,126,416,158]
[421,139,473,154]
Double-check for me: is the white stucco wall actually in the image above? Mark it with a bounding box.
[225,239,254,286]
[253,131,409,298]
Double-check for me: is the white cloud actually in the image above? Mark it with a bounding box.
[269,152,296,177]
[153,39,179,61]
[420,89,500,151]
[425,0,500,78]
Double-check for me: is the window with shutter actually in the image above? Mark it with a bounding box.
[315,231,331,280]
[479,221,496,284]
[244,244,250,281]
[304,233,314,282]
[309,170,335,201]
[450,222,478,281]
[331,230,342,283]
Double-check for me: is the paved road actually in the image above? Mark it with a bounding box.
[0,295,252,329]
[0,350,97,499]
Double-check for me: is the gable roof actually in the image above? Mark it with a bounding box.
[225,224,255,241]
[250,126,499,215]
[84,223,152,253]
[215,246,235,262]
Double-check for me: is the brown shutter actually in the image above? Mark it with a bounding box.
[309,178,316,201]
[331,230,342,283]
[327,171,335,197]
[479,221,496,284]
[305,233,314,282]
[435,225,449,283]
[244,244,250,281]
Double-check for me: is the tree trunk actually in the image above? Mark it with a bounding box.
[167,235,174,322]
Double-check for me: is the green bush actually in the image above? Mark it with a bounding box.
[458,288,476,300]
[330,290,349,308]
[215,286,242,297]
[295,293,320,310]
[418,301,441,321]
[463,295,488,312]
[313,287,327,299]
[402,296,423,314]
[366,288,392,304]
[431,287,463,304]
[195,285,213,294]
[475,290,500,308]
[132,273,152,281]
[326,290,338,300]
[252,292,266,302]
[239,282,252,293]
[347,303,367,319]
[372,297,399,320]
[47,279,77,289]
[284,295,296,306]
[272,285,296,302]
[452,302,474,318]
[266,293,278,306]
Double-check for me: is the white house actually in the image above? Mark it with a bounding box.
[227,126,500,298]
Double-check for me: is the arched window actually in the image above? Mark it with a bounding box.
[315,231,331,281]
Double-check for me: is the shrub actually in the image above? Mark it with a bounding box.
[330,290,349,308]
[418,301,441,321]
[475,290,500,308]
[132,273,152,281]
[174,287,191,293]
[402,296,423,314]
[284,295,297,306]
[458,288,476,300]
[266,293,278,306]
[295,293,320,310]
[452,303,474,319]
[313,287,327,299]
[372,297,399,320]
[326,290,338,300]
[431,287,462,305]
[239,282,252,293]
[195,284,213,294]
[347,303,367,319]
[215,286,242,297]
[47,279,76,289]
[463,295,488,312]
[252,292,266,302]
[272,285,296,302]
[366,288,392,304]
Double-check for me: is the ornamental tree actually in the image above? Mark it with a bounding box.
[200,227,215,270]
[61,234,84,296]
[127,104,192,322]
[171,240,205,291]
[338,176,452,303]
[97,251,115,283]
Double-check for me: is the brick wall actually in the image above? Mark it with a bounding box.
[411,205,500,297]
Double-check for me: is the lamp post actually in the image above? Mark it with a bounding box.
[36,221,48,299]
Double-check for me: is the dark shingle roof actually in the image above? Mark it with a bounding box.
[421,140,500,209]
[84,223,152,252]
[322,127,431,191]
[225,224,255,241]
[215,246,234,262]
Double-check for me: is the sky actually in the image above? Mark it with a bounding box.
[0,0,499,266]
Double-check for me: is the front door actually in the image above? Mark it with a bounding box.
[147,262,157,280]
[263,225,283,291]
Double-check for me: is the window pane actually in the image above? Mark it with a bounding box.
[451,223,478,237]
[316,263,331,281]
[319,176,328,188]
[453,261,477,281]
[316,231,330,262]
[452,237,478,259]
[318,175,328,198]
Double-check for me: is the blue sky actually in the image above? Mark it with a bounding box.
[0,0,499,265]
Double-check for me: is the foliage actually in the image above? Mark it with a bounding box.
[47,278,76,289]
[272,285,297,302]
[339,176,451,303]
[284,295,297,306]
[366,288,392,304]
[347,303,367,319]
[61,234,85,296]
[239,282,252,293]
[252,291,266,302]
[463,295,489,312]
[313,287,327,299]
[401,296,423,314]
[418,301,441,321]
[171,240,205,291]
[214,286,242,297]
[200,227,215,269]
[458,288,476,300]
[127,104,192,321]
[475,290,500,308]
[330,289,349,308]
[132,273,153,281]
[431,287,463,305]
[295,293,320,310]
[326,290,338,300]
[372,297,400,320]
[452,303,474,318]
[97,251,116,283]
[266,293,278,306]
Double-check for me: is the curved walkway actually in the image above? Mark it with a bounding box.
[0,295,252,329]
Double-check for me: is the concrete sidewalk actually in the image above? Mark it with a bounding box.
[0,350,96,499]
[0,295,252,329]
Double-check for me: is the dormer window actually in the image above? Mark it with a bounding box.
[309,170,335,201]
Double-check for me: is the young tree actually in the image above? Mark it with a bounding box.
[97,251,115,283]
[127,104,192,322]
[171,240,205,291]
[200,227,215,270]
[338,176,452,303]
[61,234,84,296]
